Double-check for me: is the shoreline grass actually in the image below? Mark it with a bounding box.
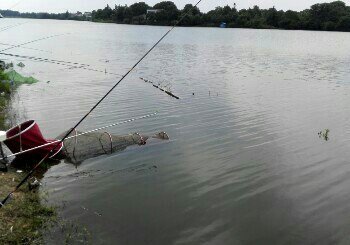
[0,171,56,244]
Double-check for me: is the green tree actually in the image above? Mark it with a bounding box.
[153,1,179,23]
[308,1,348,29]
[236,9,250,27]
[265,7,280,27]
[93,5,113,20]
[323,21,337,30]
[336,16,350,31]
[279,10,301,29]
[183,4,200,15]
[130,2,150,16]
[181,4,202,26]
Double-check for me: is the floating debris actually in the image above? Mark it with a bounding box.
[81,206,88,211]
[17,62,25,68]
[28,177,42,191]
[318,129,330,141]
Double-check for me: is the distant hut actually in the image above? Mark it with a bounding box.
[146,9,163,14]
[84,12,92,21]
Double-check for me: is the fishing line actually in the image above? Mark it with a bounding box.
[0,52,89,67]
[0,52,123,77]
[0,52,124,77]
[0,33,69,52]
[0,32,92,68]
[0,0,204,208]
[0,42,52,53]
[0,52,91,67]
[0,22,27,33]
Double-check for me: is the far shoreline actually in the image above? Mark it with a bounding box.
[4,17,350,34]
[2,1,350,33]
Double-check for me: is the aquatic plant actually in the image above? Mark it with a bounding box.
[318,129,330,141]
[17,62,25,68]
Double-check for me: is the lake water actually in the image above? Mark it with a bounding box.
[2,18,350,244]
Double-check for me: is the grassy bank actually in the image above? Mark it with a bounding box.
[0,67,56,244]
[0,171,56,244]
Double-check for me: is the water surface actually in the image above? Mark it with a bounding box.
[2,18,350,244]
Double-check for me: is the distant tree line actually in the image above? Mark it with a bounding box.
[0,9,85,21]
[2,1,350,31]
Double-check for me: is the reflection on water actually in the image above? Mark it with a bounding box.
[2,18,350,244]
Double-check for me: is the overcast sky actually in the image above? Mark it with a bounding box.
[1,0,350,13]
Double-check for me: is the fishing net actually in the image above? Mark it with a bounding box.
[5,70,39,85]
[57,130,149,164]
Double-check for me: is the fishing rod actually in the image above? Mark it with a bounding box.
[0,112,158,161]
[0,0,204,208]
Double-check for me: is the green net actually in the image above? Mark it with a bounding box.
[5,70,39,85]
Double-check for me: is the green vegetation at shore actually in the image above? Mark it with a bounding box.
[0,69,11,94]
[0,63,39,89]
[0,171,56,244]
[6,70,39,85]
[0,68,13,127]
[0,63,51,244]
[1,1,350,31]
